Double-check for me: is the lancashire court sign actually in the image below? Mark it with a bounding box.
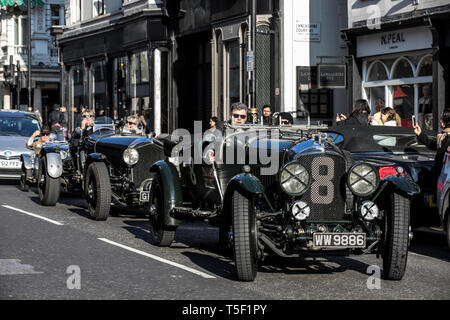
[0,0,46,6]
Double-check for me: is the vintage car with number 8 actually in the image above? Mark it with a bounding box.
[148,123,419,281]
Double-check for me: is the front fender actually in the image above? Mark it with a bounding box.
[21,153,34,170]
[45,153,63,178]
[222,174,273,219]
[85,153,108,169]
[383,175,420,196]
[150,160,183,227]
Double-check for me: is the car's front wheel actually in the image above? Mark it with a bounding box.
[85,162,111,221]
[446,214,450,250]
[20,170,30,192]
[38,157,60,206]
[382,191,410,280]
[232,190,259,282]
[148,173,176,247]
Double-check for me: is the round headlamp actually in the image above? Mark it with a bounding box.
[347,163,379,197]
[123,148,139,166]
[59,150,68,160]
[279,162,311,196]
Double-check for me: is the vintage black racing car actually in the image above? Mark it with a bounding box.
[323,126,439,230]
[38,117,165,221]
[148,123,419,281]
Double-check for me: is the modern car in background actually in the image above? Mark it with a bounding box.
[436,147,450,249]
[0,110,41,180]
[323,126,440,230]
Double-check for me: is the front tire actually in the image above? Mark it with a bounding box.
[232,190,259,282]
[382,192,410,280]
[85,162,111,221]
[20,170,30,192]
[446,215,450,250]
[38,157,60,206]
[148,173,176,247]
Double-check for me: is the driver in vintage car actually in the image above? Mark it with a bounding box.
[26,125,54,155]
[122,115,143,135]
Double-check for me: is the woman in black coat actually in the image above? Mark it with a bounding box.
[336,99,371,126]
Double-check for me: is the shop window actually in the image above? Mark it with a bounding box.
[228,41,241,106]
[72,65,84,112]
[392,58,414,79]
[91,61,107,116]
[51,5,61,26]
[365,87,386,114]
[131,51,149,85]
[418,83,433,130]
[418,55,433,77]
[392,84,415,126]
[367,61,388,82]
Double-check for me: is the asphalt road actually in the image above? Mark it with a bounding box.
[0,182,449,300]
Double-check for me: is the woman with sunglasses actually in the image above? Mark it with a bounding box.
[26,126,54,155]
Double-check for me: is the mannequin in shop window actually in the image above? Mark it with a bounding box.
[419,84,433,130]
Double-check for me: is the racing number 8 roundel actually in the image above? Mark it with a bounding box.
[310,157,335,205]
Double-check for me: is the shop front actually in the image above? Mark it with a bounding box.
[345,17,450,131]
[358,27,434,129]
[59,12,170,134]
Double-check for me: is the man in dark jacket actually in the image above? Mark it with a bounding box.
[414,109,450,180]
[48,104,61,127]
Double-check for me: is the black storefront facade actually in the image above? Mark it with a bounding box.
[59,10,170,133]
[170,0,280,131]
[342,6,450,131]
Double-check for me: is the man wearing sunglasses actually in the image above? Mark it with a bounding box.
[122,115,143,135]
[230,102,248,125]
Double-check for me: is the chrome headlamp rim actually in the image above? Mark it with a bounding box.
[59,150,68,160]
[279,161,311,197]
[123,148,139,166]
[346,162,380,197]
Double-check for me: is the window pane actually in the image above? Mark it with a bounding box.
[418,83,433,130]
[392,59,414,78]
[418,56,432,77]
[21,19,28,46]
[392,84,414,126]
[367,62,388,81]
[140,51,149,83]
[228,42,240,105]
[14,18,19,46]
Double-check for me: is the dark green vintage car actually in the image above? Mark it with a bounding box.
[148,123,419,282]
[37,117,165,221]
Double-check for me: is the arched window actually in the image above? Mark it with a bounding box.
[367,61,389,81]
[417,55,432,77]
[392,57,414,79]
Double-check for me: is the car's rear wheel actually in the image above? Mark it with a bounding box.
[148,173,176,247]
[382,191,410,280]
[85,162,111,221]
[38,157,60,206]
[232,190,259,282]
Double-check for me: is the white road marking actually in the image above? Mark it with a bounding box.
[0,259,44,276]
[98,238,216,279]
[2,205,64,226]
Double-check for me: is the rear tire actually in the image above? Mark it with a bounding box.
[148,173,176,247]
[38,157,60,206]
[382,192,410,280]
[85,162,111,221]
[232,190,259,282]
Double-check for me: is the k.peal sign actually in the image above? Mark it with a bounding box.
[0,0,45,5]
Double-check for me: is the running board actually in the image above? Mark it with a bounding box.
[170,207,214,221]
